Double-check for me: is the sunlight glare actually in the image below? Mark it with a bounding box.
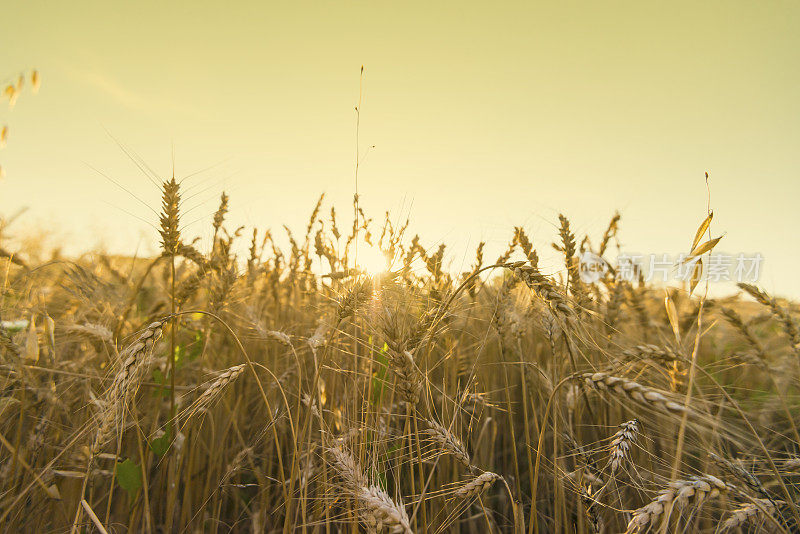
[353,240,390,275]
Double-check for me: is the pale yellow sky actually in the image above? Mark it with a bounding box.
[1,1,799,295]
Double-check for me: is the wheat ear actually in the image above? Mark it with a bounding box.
[327,444,368,489]
[93,319,165,452]
[608,419,638,475]
[189,364,246,415]
[357,485,413,534]
[722,498,783,531]
[626,475,729,533]
[455,471,501,499]
[425,420,471,468]
[580,372,689,415]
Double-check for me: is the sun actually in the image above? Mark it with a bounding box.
[353,240,390,275]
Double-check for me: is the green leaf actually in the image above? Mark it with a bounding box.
[151,368,170,398]
[115,458,142,500]
[173,344,185,370]
[376,471,388,491]
[186,332,204,360]
[149,428,172,456]
[173,333,205,371]
[371,345,390,404]
[1,320,29,334]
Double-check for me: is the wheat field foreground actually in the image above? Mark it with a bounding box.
[1,185,799,534]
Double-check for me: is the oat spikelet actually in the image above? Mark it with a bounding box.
[626,475,729,533]
[455,471,501,499]
[425,420,471,468]
[608,419,638,475]
[580,372,689,415]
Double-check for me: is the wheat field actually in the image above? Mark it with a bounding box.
[0,182,799,534]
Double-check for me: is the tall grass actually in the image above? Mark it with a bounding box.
[0,187,798,533]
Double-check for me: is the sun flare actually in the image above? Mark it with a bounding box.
[352,240,390,275]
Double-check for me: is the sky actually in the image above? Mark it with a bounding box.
[1,1,798,296]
